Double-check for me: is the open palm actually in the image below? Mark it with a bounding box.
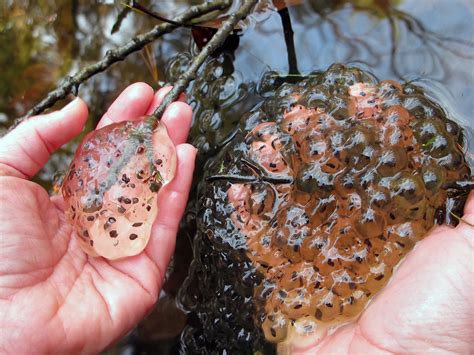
[0,83,196,354]
[296,195,474,354]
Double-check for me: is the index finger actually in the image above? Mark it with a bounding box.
[145,86,192,146]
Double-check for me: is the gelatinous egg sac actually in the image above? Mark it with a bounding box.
[62,118,176,260]
[179,65,471,353]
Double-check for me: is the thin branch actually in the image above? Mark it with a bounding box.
[206,174,293,184]
[206,174,260,183]
[111,2,132,34]
[450,212,474,227]
[278,7,299,76]
[206,158,293,184]
[125,2,193,27]
[16,0,231,125]
[150,0,258,121]
[77,0,258,197]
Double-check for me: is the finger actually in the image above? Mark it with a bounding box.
[145,86,191,145]
[160,102,193,146]
[146,143,197,274]
[96,82,154,129]
[0,98,88,178]
[463,190,474,216]
[144,86,187,115]
[456,190,474,238]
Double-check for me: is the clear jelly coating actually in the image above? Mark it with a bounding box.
[180,64,471,352]
[62,117,176,260]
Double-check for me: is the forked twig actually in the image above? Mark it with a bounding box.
[149,0,258,121]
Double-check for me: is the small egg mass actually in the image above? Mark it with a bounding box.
[62,117,176,260]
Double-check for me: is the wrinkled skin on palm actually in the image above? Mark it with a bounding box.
[62,117,176,260]
[179,64,471,353]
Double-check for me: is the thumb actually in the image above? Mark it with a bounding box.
[0,98,88,178]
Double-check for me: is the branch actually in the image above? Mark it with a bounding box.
[205,174,293,184]
[278,7,299,76]
[78,0,258,196]
[149,0,258,121]
[16,0,231,125]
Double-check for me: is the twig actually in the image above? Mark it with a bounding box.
[82,0,258,197]
[206,174,293,184]
[278,7,299,76]
[16,0,231,125]
[149,0,258,121]
[125,2,195,28]
[450,212,474,227]
[111,2,132,34]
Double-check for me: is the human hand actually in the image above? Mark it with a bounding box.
[0,83,196,354]
[295,193,474,354]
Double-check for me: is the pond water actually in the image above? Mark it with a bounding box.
[1,1,473,354]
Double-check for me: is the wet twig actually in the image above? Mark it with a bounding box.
[111,2,132,34]
[206,158,293,184]
[150,0,258,121]
[84,0,258,195]
[206,174,293,184]
[450,211,474,227]
[278,7,299,76]
[17,0,231,125]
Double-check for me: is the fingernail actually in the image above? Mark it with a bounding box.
[61,98,79,111]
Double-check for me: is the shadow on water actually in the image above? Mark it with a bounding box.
[0,0,473,353]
